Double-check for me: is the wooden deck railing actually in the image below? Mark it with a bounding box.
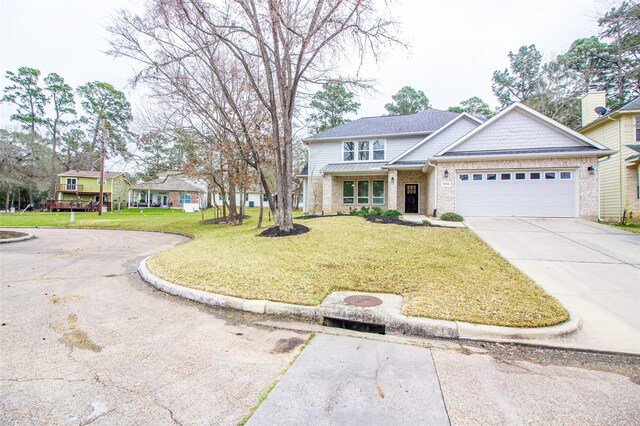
[55,183,84,192]
[47,200,112,212]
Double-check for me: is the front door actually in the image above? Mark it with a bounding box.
[405,184,418,213]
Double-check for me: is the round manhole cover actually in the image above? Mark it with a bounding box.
[344,295,383,307]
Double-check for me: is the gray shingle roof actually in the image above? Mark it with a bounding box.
[618,97,640,111]
[58,170,124,179]
[320,162,387,173]
[627,144,640,153]
[131,175,202,192]
[305,109,460,140]
[438,146,602,157]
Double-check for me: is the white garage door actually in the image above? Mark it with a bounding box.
[456,170,577,217]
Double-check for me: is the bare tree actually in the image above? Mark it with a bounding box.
[109,0,398,232]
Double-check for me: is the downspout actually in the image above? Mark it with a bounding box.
[426,160,437,217]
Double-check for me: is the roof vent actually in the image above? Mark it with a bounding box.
[595,106,608,116]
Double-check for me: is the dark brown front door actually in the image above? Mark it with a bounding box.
[405,184,418,213]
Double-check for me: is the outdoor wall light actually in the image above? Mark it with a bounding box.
[587,165,595,175]
[444,169,449,178]
[390,176,395,183]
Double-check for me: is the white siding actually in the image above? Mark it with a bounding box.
[401,117,479,161]
[307,135,424,176]
[451,110,588,153]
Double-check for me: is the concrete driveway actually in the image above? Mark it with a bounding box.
[465,218,640,354]
[0,228,307,425]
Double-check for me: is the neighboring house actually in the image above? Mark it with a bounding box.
[129,171,207,210]
[300,103,614,218]
[578,92,640,221]
[52,170,129,211]
[211,185,269,208]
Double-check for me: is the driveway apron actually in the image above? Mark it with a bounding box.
[464,218,640,354]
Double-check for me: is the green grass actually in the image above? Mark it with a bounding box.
[604,221,640,234]
[0,208,568,327]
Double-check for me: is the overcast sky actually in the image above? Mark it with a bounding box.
[1,0,612,130]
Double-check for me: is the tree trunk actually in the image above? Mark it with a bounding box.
[257,189,264,229]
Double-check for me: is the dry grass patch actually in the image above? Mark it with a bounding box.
[147,215,568,328]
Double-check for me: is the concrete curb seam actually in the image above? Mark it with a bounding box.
[138,256,581,342]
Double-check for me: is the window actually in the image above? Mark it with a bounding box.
[500,173,511,180]
[560,171,572,180]
[372,180,385,205]
[545,172,556,180]
[343,139,386,162]
[373,140,385,160]
[179,193,191,204]
[487,173,497,181]
[515,172,526,180]
[357,180,369,204]
[65,178,77,190]
[217,194,222,201]
[343,142,355,161]
[245,193,249,201]
[358,141,370,161]
[343,181,354,204]
[96,178,106,185]
[459,174,469,181]
[636,116,640,142]
[473,174,483,181]
[263,194,269,202]
[530,172,541,180]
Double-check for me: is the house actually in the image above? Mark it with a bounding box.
[300,103,614,218]
[129,171,207,210]
[578,92,640,221]
[211,185,270,208]
[51,170,129,211]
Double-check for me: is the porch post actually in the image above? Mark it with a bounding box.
[322,175,334,213]
[127,190,131,208]
[147,190,150,207]
[387,170,398,210]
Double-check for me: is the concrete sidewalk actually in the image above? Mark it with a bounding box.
[465,217,640,354]
[248,334,450,426]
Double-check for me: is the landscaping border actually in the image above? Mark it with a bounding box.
[138,257,581,342]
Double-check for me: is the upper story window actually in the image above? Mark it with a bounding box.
[358,141,369,160]
[343,141,354,161]
[636,116,639,142]
[343,139,386,162]
[65,178,77,190]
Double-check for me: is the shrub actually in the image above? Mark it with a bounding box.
[366,206,383,216]
[440,212,464,222]
[381,209,401,217]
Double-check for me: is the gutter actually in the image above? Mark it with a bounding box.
[430,150,617,163]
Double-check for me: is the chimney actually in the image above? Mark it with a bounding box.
[581,86,606,127]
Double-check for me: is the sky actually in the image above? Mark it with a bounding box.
[0,0,614,130]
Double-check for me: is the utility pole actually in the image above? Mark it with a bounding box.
[98,119,106,216]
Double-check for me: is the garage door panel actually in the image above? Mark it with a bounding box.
[456,170,576,218]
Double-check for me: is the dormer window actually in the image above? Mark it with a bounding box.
[343,139,386,162]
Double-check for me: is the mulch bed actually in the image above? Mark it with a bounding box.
[364,215,426,227]
[0,230,28,239]
[201,215,250,225]
[258,223,310,237]
[299,214,425,227]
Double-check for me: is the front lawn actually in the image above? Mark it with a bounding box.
[1,209,568,327]
[604,221,640,235]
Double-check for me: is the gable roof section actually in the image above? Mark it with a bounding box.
[435,103,609,158]
[387,113,482,165]
[304,109,460,141]
[58,170,124,179]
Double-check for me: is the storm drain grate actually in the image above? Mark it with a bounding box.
[323,317,386,335]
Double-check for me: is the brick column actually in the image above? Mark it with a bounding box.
[387,170,398,210]
[322,175,334,213]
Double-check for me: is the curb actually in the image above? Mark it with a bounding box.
[0,233,34,244]
[138,257,581,342]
